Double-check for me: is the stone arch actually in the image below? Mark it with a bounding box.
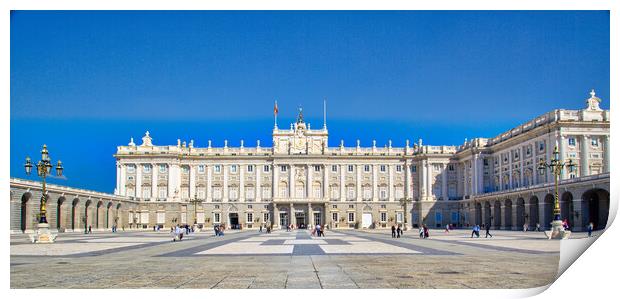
[529,196,539,228]
[484,201,492,226]
[543,194,554,229]
[106,202,113,229]
[96,201,104,229]
[504,199,513,229]
[560,191,574,227]
[493,200,501,228]
[475,202,482,226]
[516,198,525,228]
[56,196,66,231]
[582,188,610,231]
[115,203,122,227]
[84,199,92,229]
[21,192,33,232]
[71,198,80,231]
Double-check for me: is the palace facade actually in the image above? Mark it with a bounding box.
[10,90,610,233]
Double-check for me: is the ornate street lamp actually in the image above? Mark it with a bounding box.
[24,145,63,243]
[398,197,412,231]
[538,143,576,239]
[189,193,204,229]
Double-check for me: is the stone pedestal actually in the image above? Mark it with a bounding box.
[544,220,571,240]
[29,223,57,244]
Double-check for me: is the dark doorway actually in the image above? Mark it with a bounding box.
[229,213,239,229]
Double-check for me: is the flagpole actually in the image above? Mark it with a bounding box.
[323,98,327,129]
[274,100,278,129]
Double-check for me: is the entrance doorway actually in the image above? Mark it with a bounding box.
[295,212,305,229]
[314,212,322,226]
[229,213,239,229]
[362,213,372,228]
[280,212,289,227]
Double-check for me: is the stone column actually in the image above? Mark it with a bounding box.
[273,203,279,228]
[273,163,279,199]
[500,201,507,230]
[405,160,411,200]
[119,164,127,196]
[471,156,478,195]
[581,135,590,177]
[373,164,379,200]
[308,202,313,226]
[340,164,345,201]
[307,164,312,199]
[441,163,448,200]
[223,164,229,201]
[604,135,610,173]
[152,163,158,200]
[519,148,525,187]
[388,164,395,201]
[136,164,142,198]
[508,163,513,190]
[572,198,585,232]
[256,164,261,202]
[324,202,329,227]
[189,165,196,199]
[290,202,296,228]
[532,145,538,185]
[206,165,212,202]
[420,161,426,199]
[426,161,432,200]
[511,202,518,230]
[356,164,362,201]
[498,164,503,191]
[115,162,121,195]
[323,165,328,200]
[239,164,245,201]
[289,164,294,198]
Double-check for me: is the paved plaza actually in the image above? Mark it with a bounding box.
[10,228,569,289]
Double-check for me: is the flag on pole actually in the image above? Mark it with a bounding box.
[274,101,279,115]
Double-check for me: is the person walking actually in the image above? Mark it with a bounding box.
[471,225,477,238]
[536,223,541,232]
[485,223,493,238]
[588,222,594,237]
[391,225,396,238]
[315,224,322,237]
[419,226,424,239]
[88,225,92,234]
[396,225,402,238]
[423,225,429,239]
[445,224,450,233]
[523,223,528,232]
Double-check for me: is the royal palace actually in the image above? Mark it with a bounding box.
[10,91,610,234]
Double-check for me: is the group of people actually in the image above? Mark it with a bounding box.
[471,224,493,238]
[171,225,188,241]
[311,224,326,237]
[258,224,273,233]
[213,224,225,236]
[391,225,403,238]
[419,225,429,239]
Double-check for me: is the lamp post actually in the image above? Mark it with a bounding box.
[538,143,576,239]
[189,193,203,229]
[24,145,63,243]
[398,197,412,231]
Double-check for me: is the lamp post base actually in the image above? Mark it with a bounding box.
[544,220,571,240]
[29,223,57,244]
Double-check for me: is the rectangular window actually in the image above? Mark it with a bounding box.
[142,187,151,198]
[214,213,221,223]
[332,204,337,209]
[214,165,221,173]
[127,165,135,173]
[364,165,371,172]
[411,165,417,172]
[330,186,339,199]
[281,165,287,172]
[591,138,599,147]
[229,187,238,199]
[230,165,238,173]
[380,212,387,222]
[246,213,253,223]
[213,187,222,199]
[396,212,403,223]
[539,142,545,151]
[347,186,355,199]
[348,205,354,208]
[262,186,271,199]
[379,186,387,200]
[332,165,338,172]
[143,164,151,173]
[159,164,167,173]
[314,165,321,172]
[568,138,576,146]
[245,187,255,199]
[396,165,402,172]
[348,212,355,223]
[347,165,354,172]
[158,187,167,199]
[182,166,189,174]
[247,165,254,172]
[332,213,338,222]
[263,165,270,172]
[380,165,386,172]
[198,165,205,173]
[448,164,454,171]
[263,213,269,223]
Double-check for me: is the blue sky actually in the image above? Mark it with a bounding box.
[10,11,610,193]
